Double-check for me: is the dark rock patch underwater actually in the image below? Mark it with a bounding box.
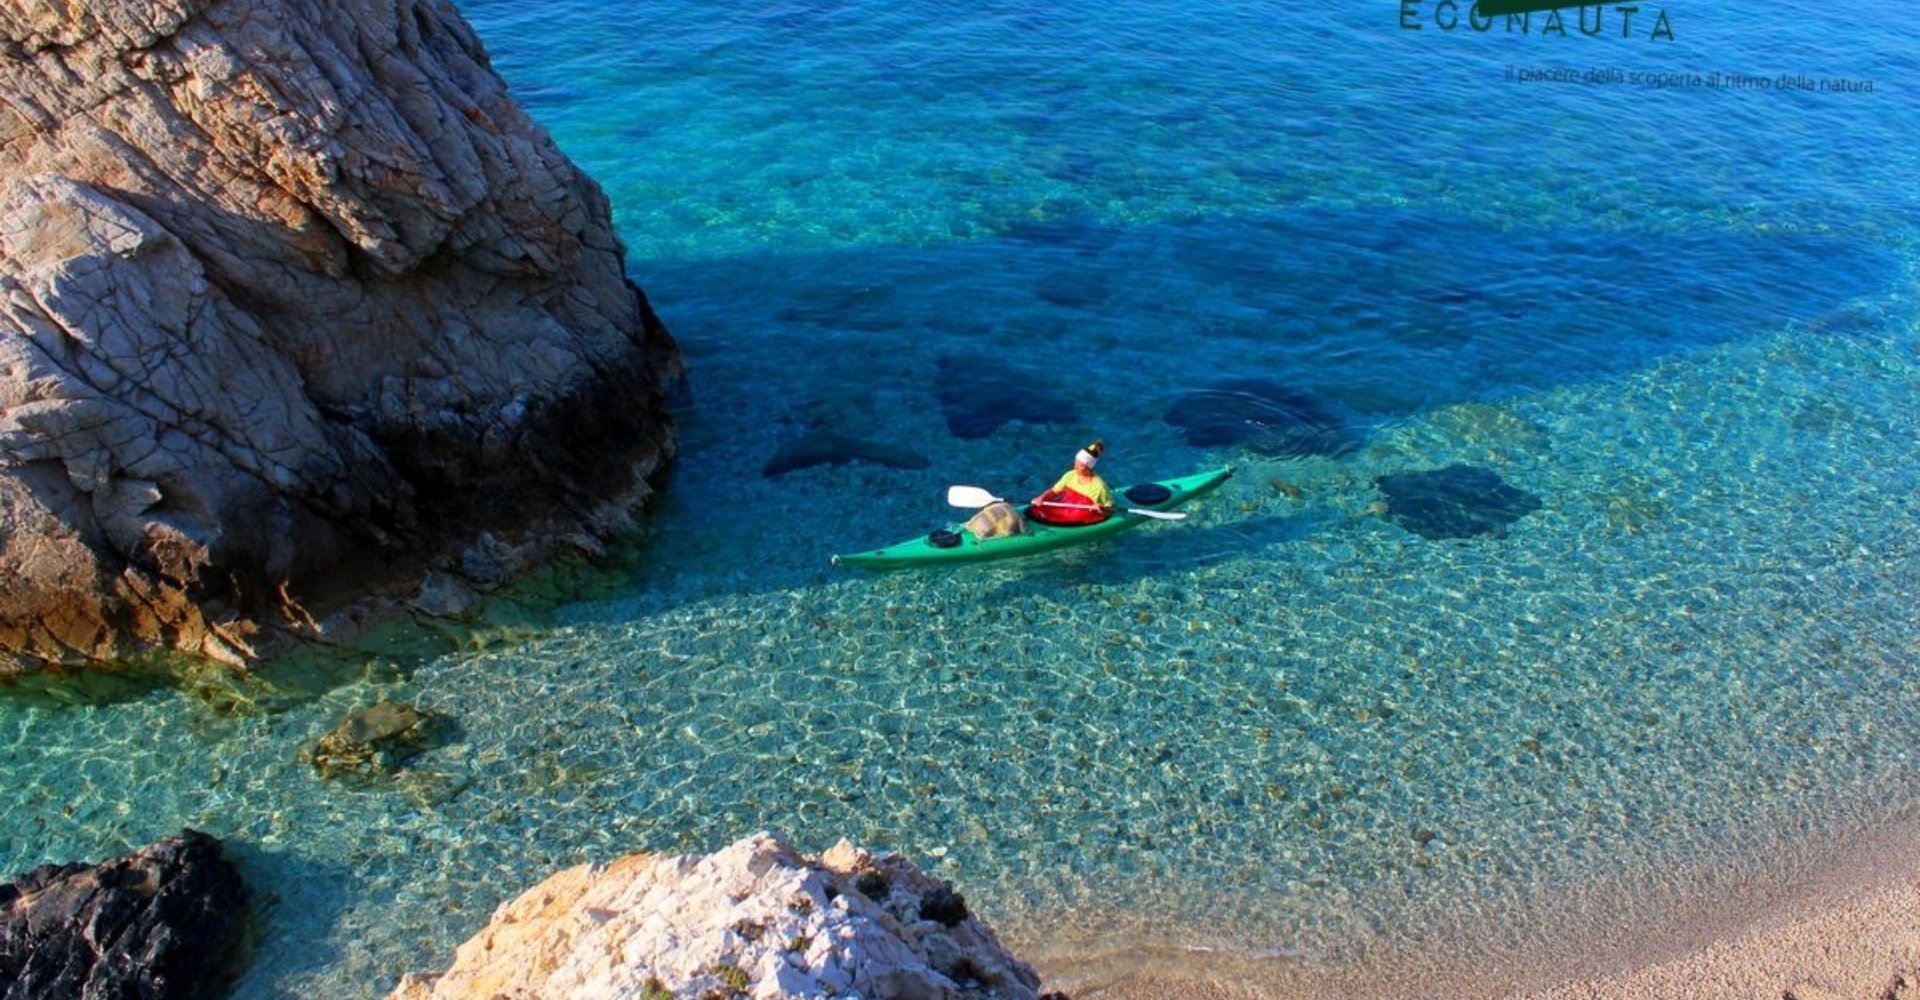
[936,355,1078,439]
[1376,464,1541,539]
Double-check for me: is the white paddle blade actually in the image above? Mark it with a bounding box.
[947,485,1004,508]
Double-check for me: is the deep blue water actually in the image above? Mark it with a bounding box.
[3,1,1919,996]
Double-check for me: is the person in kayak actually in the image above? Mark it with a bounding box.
[1029,441,1114,525]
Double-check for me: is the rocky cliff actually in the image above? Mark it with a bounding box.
[389,831,1049,1000]
[0,0,682,672]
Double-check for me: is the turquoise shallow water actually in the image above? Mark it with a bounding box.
[5,0,1920,995]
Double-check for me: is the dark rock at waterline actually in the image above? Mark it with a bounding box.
[1376,464,1541,540]
[310,700,444,780]
[763,431,932,477]
[936,356,1078,439]
[0,830,249,1000]
[1164,379,1359,458]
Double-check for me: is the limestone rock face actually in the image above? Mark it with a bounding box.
[0,0,682,673]
[388,831,1046,1000]
[0,829,250,999]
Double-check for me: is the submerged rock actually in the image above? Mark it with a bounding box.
[387,830,1045,1000]
[764,431,931,477]
[1600,477,1667,536]
[0,0,683,676]
[1375,464,1541,539]
[937,356,1078,439]
[0,830,249,1000]
[1424,402,1549,454]
[1164,379,1358,458]
[311,700,444,780]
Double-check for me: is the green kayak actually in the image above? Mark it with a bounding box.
[832,466,1234,570]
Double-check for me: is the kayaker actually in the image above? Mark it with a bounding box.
[1029,441,1114,525]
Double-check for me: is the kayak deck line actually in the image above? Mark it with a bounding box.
[831,466,1234,571]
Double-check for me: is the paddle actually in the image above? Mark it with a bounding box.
[945,485,1188,521]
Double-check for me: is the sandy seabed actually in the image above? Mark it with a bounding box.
[1048,813,1920,1000]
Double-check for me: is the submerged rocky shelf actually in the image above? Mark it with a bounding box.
[0,0,683,675]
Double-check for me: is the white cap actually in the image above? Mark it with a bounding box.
[1075,448,1098,468]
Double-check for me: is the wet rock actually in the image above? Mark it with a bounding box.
[937,356,1078,439]
[0,830,248,1000]
[310,700,443,780]
[1164,379,1358,458]
[388,830,1044,1000]
[1375,464,1541,540]
[763,430,931,477]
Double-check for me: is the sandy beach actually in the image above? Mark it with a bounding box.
[1053,815,1920,1000]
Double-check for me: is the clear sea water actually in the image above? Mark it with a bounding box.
[5,1,1919,996]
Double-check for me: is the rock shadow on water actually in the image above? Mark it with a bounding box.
[936,355,1077,439]
[1164,378,1359,458]
[1375,464,1541,540]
